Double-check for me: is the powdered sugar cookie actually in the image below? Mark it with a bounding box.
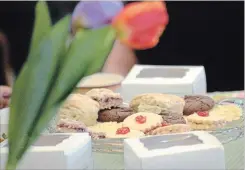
[186,111,226,130]
[123,112,163,133]
[146,124,191,135]
[106,127,145,138]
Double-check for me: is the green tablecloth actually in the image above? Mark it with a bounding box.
[93,137,244,170]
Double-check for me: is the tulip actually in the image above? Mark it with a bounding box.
[112,1,169,50]
[72,1,123,33]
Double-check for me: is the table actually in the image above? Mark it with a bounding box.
[93,137,244,170]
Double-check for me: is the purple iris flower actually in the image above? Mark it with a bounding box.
[71,1,124,33]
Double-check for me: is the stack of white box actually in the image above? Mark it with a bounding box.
[0,133,93,170]
[120,65,207,102]
[124,131,225,170]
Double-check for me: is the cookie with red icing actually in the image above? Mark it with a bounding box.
[106,127,145,138]
[122,112,163,133]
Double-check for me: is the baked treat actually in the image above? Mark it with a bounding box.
[162,115,186,125]
[183,95,215,116]
[98,107,134,122]
[186,111,226,130]
[211,104,242,122]
[89,132,106,140]
[123,112,163,133]
[130,93,185,116]
[146,124,191,135]
[58,94,100,126]
[88,122,123,134]
[86,88,123,109]
[106,127,145,138]
[56,119,88,133]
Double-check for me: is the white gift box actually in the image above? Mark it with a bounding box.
[124,131,225,170]
[0,108,9,135]
[120,65,206,101]
[0,133,93,170]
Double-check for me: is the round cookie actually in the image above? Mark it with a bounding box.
[98,107,134,122]
[106,127,145,138]
[162,115,186,125]
[86,88,123,109]
[58,94,99,126]
[123,112,163,133]
[186,111,226,130]
[146,124,191,135]
[57,119,88,133]
[88,122,123,134]
[183,95,215,116]
[130,93,185,116]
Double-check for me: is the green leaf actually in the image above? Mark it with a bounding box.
[49,26,115,104]
[7,15,70,169]
[29,1,52,56]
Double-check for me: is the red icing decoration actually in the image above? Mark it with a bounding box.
[197,111,209,117]
[161,122,168,127]
[135,115,147,124]
[116,127,130,135]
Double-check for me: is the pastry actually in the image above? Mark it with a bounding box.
[89,132,106,140]
[58,94,100,126]
[162,115,187,124]
[86,88,123,109]
[183,95,215,116]
[88,122,123,134]
[186,111,226,130]
[56,119,88,133]
[211,104,242,122]
[106,127,145,138]
[123,112,163,133]
[98,107,134,122]
[146,124,191,135]
[130,93,185,116]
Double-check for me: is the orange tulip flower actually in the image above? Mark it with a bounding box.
[112,1,169,50]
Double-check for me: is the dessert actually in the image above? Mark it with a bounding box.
[162,115,187,124]
[130,93,185,116]
[88,122,123,134]
[183,95,215,116]
[106,127,145,138]
[56,119,88,133]
[58,94,100,126]
[146,124,191,135]
[186,111,226,130]
[211,104,242,122]
[98,106,134,122]
[86,88,123,109]
[123,112,163,133]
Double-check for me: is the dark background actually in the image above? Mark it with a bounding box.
[0,1,244,92]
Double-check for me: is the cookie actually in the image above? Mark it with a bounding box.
[130,93,185,116]
[186,111,226,130]
[56,119,88,133]
[98,107,134,123]
[106,127,145,138]
[183,95,215,116]
[123,112,163,133]
[88,122,123,134]
[211,104,242,122]
[86,88,123,109]
[162,115,187,124]
[58,94,99,126]
[146,124,191,135]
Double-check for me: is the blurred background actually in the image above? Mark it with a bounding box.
[0,1,244,92]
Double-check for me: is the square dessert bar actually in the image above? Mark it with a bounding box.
[124,131,225,170]
[0,133,93,170]
[121,65,206,101]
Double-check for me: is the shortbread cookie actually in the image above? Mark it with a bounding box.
[130,93,185,116]
[88,122,123,134]
[186,111,226,130]
[58,94,100,126]
[183,95,215,116]
[211,104,243,122]
[106,127,145,138]
[86,88,123,109]
[98,106,134,123]
[123,112,163,133]
[146,124,191,135]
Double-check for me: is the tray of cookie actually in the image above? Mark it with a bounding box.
[47,88,244,153]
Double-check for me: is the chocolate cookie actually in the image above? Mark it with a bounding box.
[162,115,186,125]
[98,107,134,122]
[183,95,215,116]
